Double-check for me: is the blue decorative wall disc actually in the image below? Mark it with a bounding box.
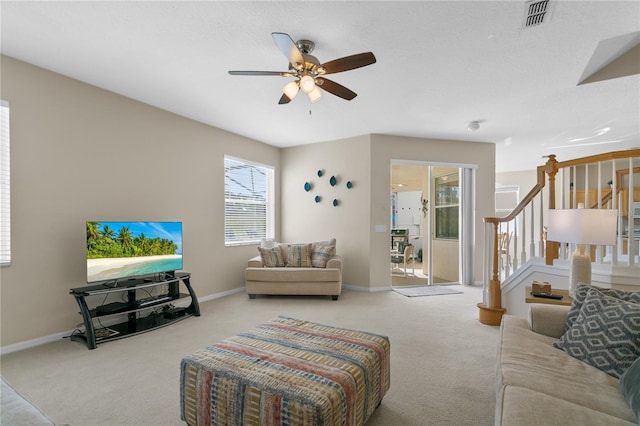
[315,195,321,203]
[304,182,311,192]
[330,176,337,186]
[346,181,353,189]
[333,199,339,206]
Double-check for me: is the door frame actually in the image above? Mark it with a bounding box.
[391,159,477,286]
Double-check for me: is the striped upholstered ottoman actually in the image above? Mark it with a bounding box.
[180,316,391,426]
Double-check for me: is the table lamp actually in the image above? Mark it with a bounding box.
[547,209,618,297]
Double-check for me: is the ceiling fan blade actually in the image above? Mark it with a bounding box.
[278,94,291,105]
[317,78,357,100]
[272,32,305,69]
[228,70,292,76]
[320,52,376,74]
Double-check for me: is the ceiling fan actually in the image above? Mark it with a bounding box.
[228,32,376,104]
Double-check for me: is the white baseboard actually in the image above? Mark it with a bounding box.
[198,287,245,303]
[343,284,392,292]
[0,287,246,356]
[0,330,75,356]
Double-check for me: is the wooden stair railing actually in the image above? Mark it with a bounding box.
[590,189,617,209]
[478,149,640,326]
[575,166,638,209]
[477,155,557,325]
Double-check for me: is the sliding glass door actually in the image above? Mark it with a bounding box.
[391,161,475,286]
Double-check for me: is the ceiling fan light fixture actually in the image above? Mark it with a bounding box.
[307,85,322,103]
[300,75,316,94]
[229,32,376,104]
[283,81,299,100]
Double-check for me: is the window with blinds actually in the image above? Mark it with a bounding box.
[224,156,274,246]
[1,101,10,266]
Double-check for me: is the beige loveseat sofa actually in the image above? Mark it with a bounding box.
[245,239,342,300]
[496,299,638,425]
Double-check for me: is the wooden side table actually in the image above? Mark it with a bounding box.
[525,286,573,306]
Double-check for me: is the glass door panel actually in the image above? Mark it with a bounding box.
[391,163,463,286]
[432,168,460,284]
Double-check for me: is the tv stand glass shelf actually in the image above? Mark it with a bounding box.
[69,272,199,350]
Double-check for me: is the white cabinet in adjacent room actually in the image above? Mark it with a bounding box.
[394,191,423,256]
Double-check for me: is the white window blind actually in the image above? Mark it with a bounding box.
[1,100,10,266]
[224,156,274,246]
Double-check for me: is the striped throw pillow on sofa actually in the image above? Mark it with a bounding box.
[287,244,312,267]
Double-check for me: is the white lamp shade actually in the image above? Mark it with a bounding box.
[282,81,299,100]
[307,85,322,103]
[547,209,618,246]
[299,75,316,94]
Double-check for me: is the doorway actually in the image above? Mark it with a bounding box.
[391,161,475,286]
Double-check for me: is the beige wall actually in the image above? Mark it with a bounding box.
[496,170,538,201]
[1,55,496,348]
[281,136,371,287]
[370,134,495,289]
[281,134,495,290]
[0,56,280,347]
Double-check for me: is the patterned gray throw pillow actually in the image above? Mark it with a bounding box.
[553,288,640,379]
[565,284,640,331]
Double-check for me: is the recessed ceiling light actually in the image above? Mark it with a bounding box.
[467,121,480,131]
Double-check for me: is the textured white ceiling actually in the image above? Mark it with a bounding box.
[1,1,639,172]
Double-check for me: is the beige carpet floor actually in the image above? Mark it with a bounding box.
[0,285,499,426]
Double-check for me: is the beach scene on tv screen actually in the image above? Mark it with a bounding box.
[87,221,182,282]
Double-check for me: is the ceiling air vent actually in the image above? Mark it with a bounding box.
[523,0,553,28]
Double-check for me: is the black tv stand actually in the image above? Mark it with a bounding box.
[69,272,199,349]
[119,277,152,286]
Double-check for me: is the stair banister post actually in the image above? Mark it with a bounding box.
[490,221,501,308]
[545,155,559,265]
[477,219,506,325]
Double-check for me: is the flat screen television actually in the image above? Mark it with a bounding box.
[86,221,183,283]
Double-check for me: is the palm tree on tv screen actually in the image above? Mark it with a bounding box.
[86,222,99,249]
[135,233,149,255]
[118,227,134,255]
[101,225,115,240]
